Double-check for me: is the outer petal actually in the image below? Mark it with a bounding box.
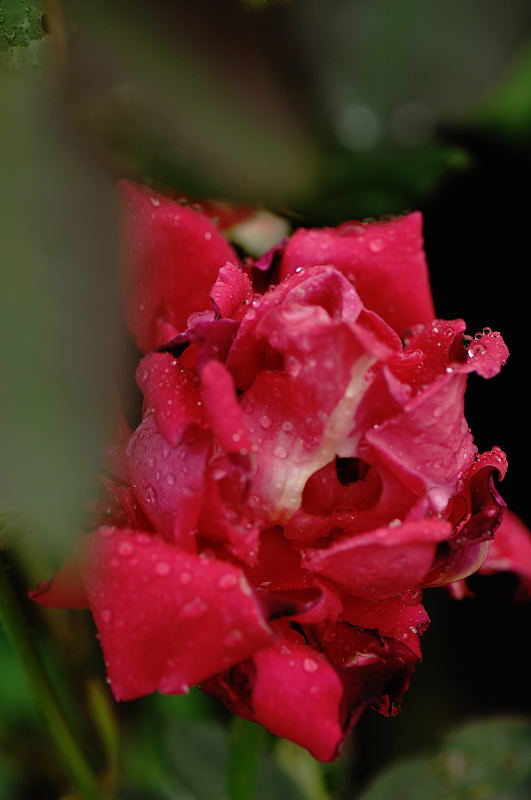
[341,592,429,657]
[480,509,531,594]
[314,624,420,718]
[118,180,238,352]
[82,527,274,699]
[303,519,451,599]
[203,638,346,761]
[279,213,434,336]
[30,558,88,609]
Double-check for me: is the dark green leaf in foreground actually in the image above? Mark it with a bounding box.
[0,66,120,557]
[357,717,531,800]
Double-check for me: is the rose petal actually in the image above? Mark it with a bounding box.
[303,519,451,599]
[480,509,531,595]
[136,353,205,446]
[127,415,209,547]
[118,180,238,352]
[314,623,420,718]
[30,557,88,609]
[210,262,253,321]
[279,213,434,336]
[200,360,252,453]
[82,527,274,699]
[365,372,475,511]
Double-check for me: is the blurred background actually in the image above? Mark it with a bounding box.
[1,0,531,797]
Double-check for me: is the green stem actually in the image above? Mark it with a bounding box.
[226,716,265,800]
[0,555,104,799]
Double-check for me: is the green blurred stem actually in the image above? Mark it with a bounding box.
[226,716,265,800]
[0,556,104,799]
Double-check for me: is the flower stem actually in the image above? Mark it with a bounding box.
[226,716,265,800]
[0,555,104,799]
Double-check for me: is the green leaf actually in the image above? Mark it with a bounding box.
[356,716,531,800]
[0,66,120,557]
[0,0,43,51]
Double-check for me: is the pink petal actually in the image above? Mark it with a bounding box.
[279,213,435,336]
[136,353,205,446]
[210,262,253,320]
[251,639,345,760]
[198,453,260,565]
[303,519,451,599]
[82,527,274,699]
[365,372,475,511]
[127,415,209,547]
[200,360,252,453]
[118,180,237,352]
[30,557,88,609]
[457,330,509,379]
[314,623,420,718]
[341,592,428,657]
[480,509,531,595]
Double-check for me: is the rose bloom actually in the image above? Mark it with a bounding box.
[32,181,531,761]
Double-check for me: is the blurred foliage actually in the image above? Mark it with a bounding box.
[0,66,120,557]
[119,695,306,800]
[472,42,531,142]
[0,0,42,50]
[357,717,531,800]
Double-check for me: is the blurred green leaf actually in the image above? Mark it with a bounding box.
[471,42,531,141]
[63,0,318,205]
[0,66,120,556]
[0,0,42,50]
[357,717,531,800]
[120,713,306,800]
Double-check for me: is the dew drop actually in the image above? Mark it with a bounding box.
[218,573,238,589]
[303,658,318,673]
[260,415,272,429]
[145,486,157,504]
[155,562,170,576]
[118,541,134,556]
[165,473,176,486]
[181,598,207,618]
[180,571,192,585]
[101,609,112,623]
[369,237,384,253]
[273,445,287,459]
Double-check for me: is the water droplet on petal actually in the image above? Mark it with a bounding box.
[155,562,170,576]
[369,237,384,253]
[303,658,318,673]
[218,573,238,589]
[145,486,157,504]
[118,541,134,556]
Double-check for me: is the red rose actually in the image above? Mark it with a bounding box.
[32,181,530,761]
